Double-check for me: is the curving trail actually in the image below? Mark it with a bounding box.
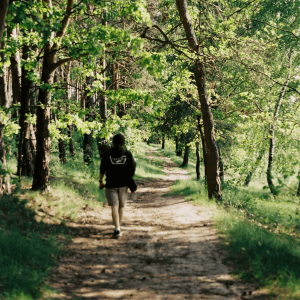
[49,149,271,299]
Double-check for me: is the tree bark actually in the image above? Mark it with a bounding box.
[196,141,200,180]
[267,52,292,196]
[0,0,9,49]
[175,0,221,199]
[180,145,190,167]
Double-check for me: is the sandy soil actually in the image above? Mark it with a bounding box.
[49,149,272,299]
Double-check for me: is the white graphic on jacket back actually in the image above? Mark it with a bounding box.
[110,155,127,164]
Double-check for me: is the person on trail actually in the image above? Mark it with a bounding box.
[99,133,136,238]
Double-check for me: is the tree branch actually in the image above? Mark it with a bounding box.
[53,0,74,48]
[51,52,89,72]
[239,60,300,95]
[253,19,300,40]
[227,0,260,19]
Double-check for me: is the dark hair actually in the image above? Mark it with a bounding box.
[112,133,125,156]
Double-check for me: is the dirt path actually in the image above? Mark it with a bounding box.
[49,150,270,299]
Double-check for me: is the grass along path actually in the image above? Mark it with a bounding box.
[46,148,270,299]
[159,145,300,299]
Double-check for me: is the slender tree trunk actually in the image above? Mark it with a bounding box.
[76,80,79,103]
[0,0,9,49]
[98,54,109,157]
[0,41,7,165]
[297,180,300,197]
[198,118,207,185]
[21,122,36,176]
[9,28,22,120]
[83,73,94,164]
[55,68,67,163]
[111,63,117,115]
[175,0,221,199]
[267,52,292,196]
[0,118,6,166]
[162,135,165,149]
[81,83,86,121]
[196,141,200,180]
[65,62,74,157]
[218,146,224,183]
[180,145,190,167]
[0,41,7,106]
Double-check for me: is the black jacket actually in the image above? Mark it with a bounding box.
[100,148,136,188]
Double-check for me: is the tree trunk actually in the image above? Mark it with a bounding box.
[180,145,190,167]
[196,141,200,180]
[9,28,22,120]
[218,146,224,183]
[162,135,165,149]
[83,74,94,164]
[198,119,207,186]
[267,52,292,196]
[0,41,7,166]
[0,42,8,106]
[111,63,117,115]
[0,0,9,49]
[21,122,36,176]
[175,0,221,199]
[32,45,56,191]
[0,118,6,166]
[297,180,300,197]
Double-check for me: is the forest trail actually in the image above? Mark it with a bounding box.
[49,149,271,300]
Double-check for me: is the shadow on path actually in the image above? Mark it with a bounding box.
[48,150,273,299]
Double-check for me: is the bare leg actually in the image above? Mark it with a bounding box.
[119,207,124,226]
[111,205,120,228]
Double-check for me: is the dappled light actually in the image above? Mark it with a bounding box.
[45,150,268,299]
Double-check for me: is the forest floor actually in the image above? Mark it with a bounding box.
[48,149,272,300]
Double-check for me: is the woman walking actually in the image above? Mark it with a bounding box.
[99,133,136,238]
